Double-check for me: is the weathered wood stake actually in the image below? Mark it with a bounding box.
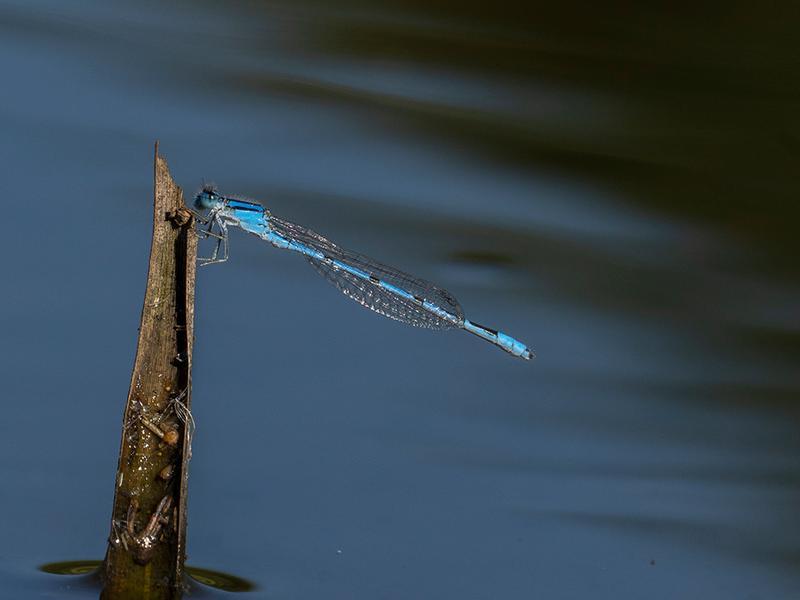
[101,143,197,599]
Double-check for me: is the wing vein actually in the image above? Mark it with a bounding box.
[270,216,464,329]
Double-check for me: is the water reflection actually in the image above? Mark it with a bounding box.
[40,561,255,593]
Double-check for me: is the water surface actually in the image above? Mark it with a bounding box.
[1,1,798,598]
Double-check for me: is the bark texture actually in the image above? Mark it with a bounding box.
[101,143,197,599]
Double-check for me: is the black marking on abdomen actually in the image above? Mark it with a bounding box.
[470,321,498,336]
[226,199,264,212]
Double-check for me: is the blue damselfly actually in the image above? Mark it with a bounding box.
[193,187,533,360]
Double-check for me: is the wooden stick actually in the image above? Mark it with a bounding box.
[101,142,197,599]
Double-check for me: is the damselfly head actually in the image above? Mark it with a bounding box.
[195,185,221,210]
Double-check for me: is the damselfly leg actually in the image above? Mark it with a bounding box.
[197,214,230,266]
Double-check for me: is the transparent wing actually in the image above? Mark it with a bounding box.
[307,257,459,329]
[270,216,464,329]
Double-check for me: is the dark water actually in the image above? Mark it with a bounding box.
[1,1,798,598]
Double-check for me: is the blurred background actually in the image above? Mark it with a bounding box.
[1,1,798,598]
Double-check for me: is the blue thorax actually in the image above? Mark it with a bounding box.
[227,200,268,235]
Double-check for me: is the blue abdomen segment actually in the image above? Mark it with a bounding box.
[464,320,533,360]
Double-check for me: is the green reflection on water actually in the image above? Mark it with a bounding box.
[184,566,255,592]
[40,560,256,593]
[41,560,100,576]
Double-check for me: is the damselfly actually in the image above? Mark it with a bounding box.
[193,187,533,360]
